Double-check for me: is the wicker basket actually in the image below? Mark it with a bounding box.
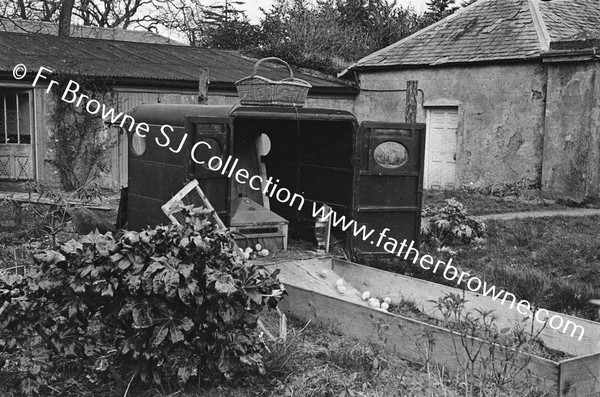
[235,57,312,107]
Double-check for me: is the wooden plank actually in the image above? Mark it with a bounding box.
[559,352,600,397]
[405,80,418,123]
[279,282,559,391]
[331,258,600,357]
[198,67,209,105]
[0,192,113,211]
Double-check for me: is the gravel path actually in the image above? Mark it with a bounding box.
[474,208,600,221]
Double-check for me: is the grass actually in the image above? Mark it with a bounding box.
[423,189,571,216]
[441,215,600,321]
[169,311,553,397]
[1,191,596,396]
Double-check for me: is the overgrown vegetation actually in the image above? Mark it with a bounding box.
[0,206,285,395]
[452,215,600,321]
[421,197,487,247]
[47,72,116,191]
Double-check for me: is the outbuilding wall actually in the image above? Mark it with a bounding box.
[542,61,600,200]
[353,63,548,190]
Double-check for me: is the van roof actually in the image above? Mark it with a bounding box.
[128,104,356,127]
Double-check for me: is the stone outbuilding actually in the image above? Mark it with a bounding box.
[342,0,600,200]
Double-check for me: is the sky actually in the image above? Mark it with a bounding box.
[242,0,430,23]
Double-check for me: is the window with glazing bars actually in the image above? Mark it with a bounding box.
[0,90,32,145]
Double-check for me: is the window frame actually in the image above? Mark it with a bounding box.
[1,89,33,146]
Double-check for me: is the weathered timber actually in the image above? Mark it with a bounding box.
[198,67,209,104]
[559,352,600,397]
[330,258,600,357]
[405,80,418,123]
[279,283,558,391]
[274,257,600,397]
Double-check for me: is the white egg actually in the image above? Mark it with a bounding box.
[335,278,344,287]
[319,269,328,278]
[361,291,370,301]
[383,297,392,304]
[368,298,380,308]
[381,302,389,310]
[255,243,262,251]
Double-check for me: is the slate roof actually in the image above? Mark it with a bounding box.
[0,18,183,45]
[538,0,600,42]
[347,0,600,71]
[0,32,353,93]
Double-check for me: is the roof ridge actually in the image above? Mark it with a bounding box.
[527,0,550,51]
[340,0,496,76]
[0,30,194,50]
[0,18,182,44]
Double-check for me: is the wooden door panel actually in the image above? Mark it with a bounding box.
[351,122,426,256]
[426,108,458,189]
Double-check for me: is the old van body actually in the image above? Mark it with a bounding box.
[124,103,425,258]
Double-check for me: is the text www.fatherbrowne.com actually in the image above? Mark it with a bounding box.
[15,63,585,342]
[311,204,585,341]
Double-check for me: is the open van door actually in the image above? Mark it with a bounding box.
[350,122,426,257]
[186,116,233,225]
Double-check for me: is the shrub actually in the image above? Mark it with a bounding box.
[0,206,285,395]
[421,198,487,247]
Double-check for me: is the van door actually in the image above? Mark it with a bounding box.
[351,122,426,257]
[186,117,233,225]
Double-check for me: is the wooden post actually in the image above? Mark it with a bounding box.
[405,80,418,123]
[198,67,209,104]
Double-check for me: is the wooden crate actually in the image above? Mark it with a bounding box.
[230,197,288,251]
[273,257,600,397]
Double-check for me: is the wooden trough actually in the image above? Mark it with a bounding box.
[271,257,600,397]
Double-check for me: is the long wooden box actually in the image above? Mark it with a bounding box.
[273,257,600,397]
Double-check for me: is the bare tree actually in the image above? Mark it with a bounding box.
[58,0,74,35]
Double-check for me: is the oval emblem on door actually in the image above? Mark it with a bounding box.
[373,141,408,169]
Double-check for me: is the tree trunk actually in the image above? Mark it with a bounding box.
[17,0,27,19]
[58,0,75,37]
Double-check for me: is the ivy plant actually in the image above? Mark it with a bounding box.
[0,206,285,395]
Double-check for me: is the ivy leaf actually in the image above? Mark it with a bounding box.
[61,239,83,254]
[110,252,124,262]
[151,324,169,347]
[165,271,180,299]
[122,231,140,245]
[71,281,86,294]
[179,317,194,332]
[132,305,153,329]
[244,289,262,305]
[126,274,141,294]
[117,258,132,271]
[101,283,114,298]
[170,324,184,344]
[153,271,166,295]
[178,285,193,306]
[178,264,193,281]
[215,275,237,295]
[33,251,66,266]
[177,366,193,386]
[145,261,165,277]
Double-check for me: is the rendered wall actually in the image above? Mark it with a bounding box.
[354,63,547,190]
[542,61,600,200]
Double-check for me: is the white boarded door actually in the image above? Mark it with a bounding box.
[424,107,458,189]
